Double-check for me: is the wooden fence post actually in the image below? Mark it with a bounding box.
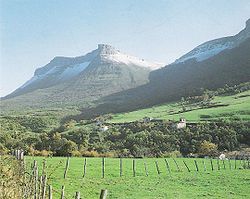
[242,157,246,169]
[234,158,237,169]
[228,158,232,170]
[102,157,105,178]
[49,185,52,199]
[119,158,122,177]
[133,159,136,177]
[38,176,43,199]
[64,157,70,179]
[14,149,17,159]
[217,159,220,170]
[155,160,160,175]
[222,160,226,169]
[41,175,47,199]
[42,159,46,176]
[164,159,171,175]
[83,158,87,178]
[16,149,20,160]
[240,157,243,169]
[75,192,80,199]
[210,159,214,171]
[173,158,180,172]
[20,151,24,161]
[100,189,108,199]
[34,161,38,199]
[15,149,18,159]
[14,149,24,160]
[60,186,65,199]
[194,160,199,172]
[183,160,190,172]
[144,161,148,176]
[202,160,206,171]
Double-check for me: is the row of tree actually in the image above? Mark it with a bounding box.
[0,117,249,157]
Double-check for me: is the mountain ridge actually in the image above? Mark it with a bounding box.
[76,30,250,119]
[174,18,250,63]
[4,44,162,100]
[2,19,250,117]
[1,45,163,112]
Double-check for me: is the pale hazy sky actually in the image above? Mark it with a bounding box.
[1,0,250,97]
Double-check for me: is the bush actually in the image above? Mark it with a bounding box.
[40,150,53,157]
[0,156,28,198]
[71,150,81,157]
[99,151,117,158]
[162,150,182,158]
[0,144,9,155]
[81,150,100,157]
[198,140,218,157]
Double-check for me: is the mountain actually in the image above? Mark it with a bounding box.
[1,44,162,111]
[175,18,250,63]
[77,19,250,118]
[2,19,250,117]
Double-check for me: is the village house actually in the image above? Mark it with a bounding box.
[176,118,186,129]
[100,125,109,132]
[142,117,152,123]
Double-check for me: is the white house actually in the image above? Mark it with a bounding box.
[176,118,186,129]
[100,125,109,132]
[219,153,227,160]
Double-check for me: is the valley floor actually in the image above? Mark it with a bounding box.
[25,157,250,199]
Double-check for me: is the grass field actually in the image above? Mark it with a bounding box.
[109,90,250,123]
[26,157,250,199]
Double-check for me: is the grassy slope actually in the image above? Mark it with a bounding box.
[109,90,250,123]
[0,106,81,131]
[26,157,250,199]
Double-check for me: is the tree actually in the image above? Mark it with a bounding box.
[198,140,218,157]
[181,97,186,112]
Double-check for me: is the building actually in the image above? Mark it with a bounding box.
[100,125,109,132]
[142,117,152,123]
[176,118,186,129]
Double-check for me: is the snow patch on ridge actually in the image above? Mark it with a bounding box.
[20,62,90,89]
[175,41,234,63]
[18,44,163,91]
[59,62,90,80]
[102,51,163,69]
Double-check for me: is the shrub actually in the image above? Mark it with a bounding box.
[0,156,31,198]
[40,150,53,157]
[99,151,117,158]
[81,150,100,157]
[162,150,182,158]
[71,150,81,157]
[198,140,218,157]
[0,144,9,155]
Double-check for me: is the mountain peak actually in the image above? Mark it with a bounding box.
[98,44,118,55]
[246,18,250,29]
[96,44,163,69]
[5,43,163,99]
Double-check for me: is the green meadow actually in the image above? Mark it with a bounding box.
[109,90,250,123]
[26,156,250,199]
